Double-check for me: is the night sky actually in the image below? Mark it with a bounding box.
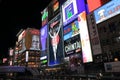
[0,0,51,59]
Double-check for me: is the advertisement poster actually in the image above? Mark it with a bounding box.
[64,20,80,40]
[62,0,86,26]
[30,35,40,50]
[63,20,82,57]
[94,0,120,24]
[48,13,64,66]
[64,35,82,57]
[41,8,48,27]
[78,11,93,63]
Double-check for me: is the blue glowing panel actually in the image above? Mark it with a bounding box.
[94,0,120,24]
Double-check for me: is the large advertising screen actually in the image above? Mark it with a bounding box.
[94,0,120,24]
[41,8,48,27]
[48,13,64,66]
[64,35,82,57]
[64,20,80,40]
[78,11,93,63]
[25,29,40,51]
[64,20,82,57]
[30,35,40,50]
[18,29,40,53]
[62,0,86,26]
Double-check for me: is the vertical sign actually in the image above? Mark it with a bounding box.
[87,13,102,55]
[48,13,64,66]
[26,51,28,62]
[78,11,93,63]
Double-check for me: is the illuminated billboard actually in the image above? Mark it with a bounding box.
[18,30,26,42]
[48,0,60,21]
[40,25,48,64]
[87,0,102,12]
[63,20,82,56]
[62,0,86,26]
[9,48,14,56]
[25,28,40,51]
[78,11,93,63]
[94,0,120,24]
[53,0,59,12]
[64,35,82,57]
[48,13,64,66]
[64,20,80,40]
[30,35,40,50]
[17,28,40,53]
[26,51,28,62]
[41,7,48,27]
[40,25,48,51]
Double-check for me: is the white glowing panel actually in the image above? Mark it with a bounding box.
[78,11,93,63]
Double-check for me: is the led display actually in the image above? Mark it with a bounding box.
[48,13,64,66]
[94,0,120,24]
[78,11,93,63]
[41,8,48,27]
[24,29,40,51]
[30,35,40,50]
[64,20,80,40]
[87,0,102,12]
[41,60,47,64]
[40,56,47,60]
[18,30,26,42]
[64,35,82,57]
[62,0,86,26]
[9,48,14,56]
[48,0,60,21]
[40,25,48,65]
[53,0,59,12]
[40,25,48,51]
[3,58,7,63]
[26,51,28,62]
[63,20,82,57]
